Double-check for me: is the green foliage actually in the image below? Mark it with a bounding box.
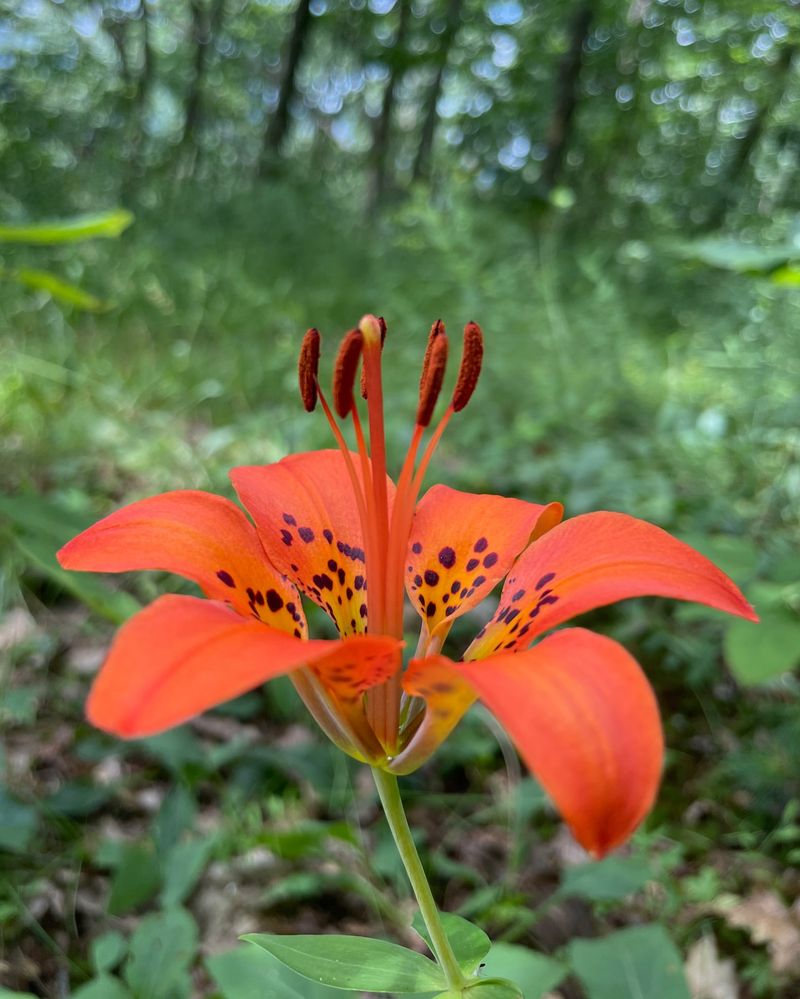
[479,944,567,999]
[243,932,448,992]
[568,925,690,999]
[554,855,654,903]
[411,911,491,976]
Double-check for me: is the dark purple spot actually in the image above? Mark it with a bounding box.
[266,589,283,612]
[483,552,498,569]
[350,618,356,629]
[414,574,423,588]
[298,526,315,543]
[346,587,353,600]
[286,602,296,615]
[323,529,333,543]
[280,529,293,546]
[294,628,302,638]
[354,575,364,590]
[473,575,486,587]
[442,593,450,603]
[506,608,520,624]
[535,572,556,591]
[426,602,437,618]
[216,570,235,588]
[359,603,368,618]
[338,568,346,585]
[528,607,540,618]
[519,624,530,637]
[445,606,455,617]
[451,580,461,594]
[254,590,264,606]
[474,537,488,553]
[497,607,509,622]
[466,558,479,572]
[290,563,298,572]
[512,589,526,602]
[418,594,425,605]
[424,569,440,586]
[282,512,296,526]
[246,587,256,601]
[438,546,456,569]
[412,542,422,554]
[351,546,365,562]
[327,559,338,572]
[538,594,559,606]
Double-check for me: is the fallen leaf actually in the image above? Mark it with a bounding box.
[685,934,739,999]
[719,890,800,976]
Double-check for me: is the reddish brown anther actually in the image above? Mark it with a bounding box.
[298,328,321,412]
[416,327,449,427]
[419,319,445,394]
[333,329,364,418]
[361,316,387,399]
[451,321,484,412]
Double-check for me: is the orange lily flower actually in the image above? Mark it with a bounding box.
[58,314,756,857]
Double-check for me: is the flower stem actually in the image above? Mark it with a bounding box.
[371,767,465,991]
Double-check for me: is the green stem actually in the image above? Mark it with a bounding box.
[371,767,465,991]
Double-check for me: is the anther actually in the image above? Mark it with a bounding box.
[333,329,364,418]
[419,319,445,392]
[416,327,448,427]
[298,328,321,412]
[359,313,384,348]
[451,321,484,412]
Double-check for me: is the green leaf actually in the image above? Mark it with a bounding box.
[160,835,215,907]
[480,943,567,999]
[411,911,491,975]
[72,975,132,999]
[152,785,197,856]
[724,585,800,685]
[91,931,128,974]
[0,209,134,244]
[0,788,39,852]
[124,908,198,999]
[0,990,40,998]
[463,979,524,997]
[46,781,113,818]
[107,843,162,915]
[675,238,800,273]
[243,933,447,993]
[555,856,653,903]
[568,924,690,999]
[207,945,342,999]
[5,268,109,312]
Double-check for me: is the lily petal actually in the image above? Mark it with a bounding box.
[466,511,758,660]
[231,450,395,637]
[57,490,304,635]
[87,594,401,738]
[405,485,562,640]
[459,629,664,857]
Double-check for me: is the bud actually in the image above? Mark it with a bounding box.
[333,329,364,418]
[298,328,321,412]
[451,321,483,412]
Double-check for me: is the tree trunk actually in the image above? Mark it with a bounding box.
[539,0,594,195]
[259,0,314,175]
[704,43,797,230]
[177,0,226,177]
[411,0,462,184]
[368,0,411,212]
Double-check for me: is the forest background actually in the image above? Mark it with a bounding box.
[1,0,799,996]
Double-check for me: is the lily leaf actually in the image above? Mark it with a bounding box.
[568,924,690,999]
[243,933,447,993]
[0,209,134,244]
[412,911,491,975]
[480,943,567,999]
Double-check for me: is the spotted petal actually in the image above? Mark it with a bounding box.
[459,629,664,856]
[87,594,401,738]
[57,490,305,635]
[466,511,758,660]
[231,450,395,637]
[405,485,562,639]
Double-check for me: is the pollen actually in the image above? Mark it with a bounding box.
[451,321,484,412]
[333,329,363,418]
[298,328,321,412]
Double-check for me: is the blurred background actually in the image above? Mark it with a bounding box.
[1,0,800,996]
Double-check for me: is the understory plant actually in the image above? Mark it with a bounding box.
[58,314,756,997]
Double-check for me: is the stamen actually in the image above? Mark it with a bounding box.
[416,328,448,427]
[333,329,363,418]
[298,328,321,412]
[451,321,484,412]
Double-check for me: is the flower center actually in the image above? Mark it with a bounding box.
[298,314,483,750]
